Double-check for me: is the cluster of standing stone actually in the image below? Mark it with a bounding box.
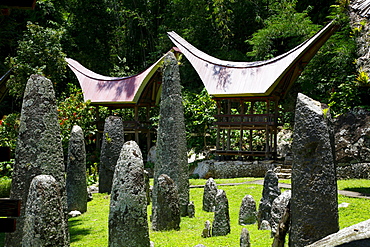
[152,51,190,232]
[5,75,69,247]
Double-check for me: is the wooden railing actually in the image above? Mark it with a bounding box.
[0,199,21,232]
[214,114,282,126]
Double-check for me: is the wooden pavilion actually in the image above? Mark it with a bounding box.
[66,51,176,151]
[168,21,338,159]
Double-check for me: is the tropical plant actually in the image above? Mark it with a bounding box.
[0,113,20,150]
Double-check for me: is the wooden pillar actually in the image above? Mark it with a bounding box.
[146,106,151,150]
[249,101,254,151]
[240,99,244,152]
[134,105,139,144]
[266,100,270,158]
[216,101,221,152]
[227,100,231,151]
[95,106,101,150]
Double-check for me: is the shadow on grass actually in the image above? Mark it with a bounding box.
[343,187,370,195]
[69,218,92,243]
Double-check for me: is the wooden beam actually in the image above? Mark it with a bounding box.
[0,199,21,217]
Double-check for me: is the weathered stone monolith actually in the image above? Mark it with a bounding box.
[5,75,68,247]
[188,201,195,218]
[240,228,251,247]
[212,189,230,236]
[271,190,291,237]
[66,125,87,213]
[239,194,257,225]
[257,170,281,229]
[201,220,212,238]
[99,115,124,193]
[22,175,69,247]
[203,178,218,212]
[109,141,150,247]
[289,93,339,247]
[152,174,180,231]
[153,51,189,217]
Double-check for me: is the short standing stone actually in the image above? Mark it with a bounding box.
[188,201,195,218]
[260,220,271,230]
[257,170,281,229]
[203,178,218,212]
[271,190,291,237]
[6,75,68,247]
[201,220,212,238]
[240,228,251,247]
[151,174,180,231]
[239,195,257,225]
[212,189,230,236]
[22,175,69,247]
[290,93,339,247]
[66,125,87,213]
[99,116,124,193]
[109,141,150,247]
[153,51,189,217]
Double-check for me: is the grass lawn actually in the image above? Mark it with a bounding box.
[1,178,370,246]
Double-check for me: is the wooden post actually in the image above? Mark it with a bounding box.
[216,101,221,153]
[134,106,139,144]
[95,106,101,150]
[249,101,254,151]
[146,106,151,151]
[227,100,231,151]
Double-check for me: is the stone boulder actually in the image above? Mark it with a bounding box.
[238,195,257,225]
[270,190,291,237]
[212,189,230,236]
[109,141,150,247]
[99,116,125,193]
[66,125,87,213]
[151,174,180,231]
[240,228,251,247]
[290,93,339,247]
[203,178,218,212]
[257,170,280,229]
[22,175,69,247]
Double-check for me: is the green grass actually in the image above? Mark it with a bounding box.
[1,178,370,246]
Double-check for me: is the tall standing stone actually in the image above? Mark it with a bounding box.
[239,194,257,225]
[203,178,218,212]
[152,174,181,231]
[66,125,87,213]
[271,190,291,237]
[212,189,230,236]
[99,116,124,193]
[5,75,68,247]
[257,170,281,229]
[22,175,69,247]
[289,93,339,247]
[153,51,189,217]
[109,141,150,247]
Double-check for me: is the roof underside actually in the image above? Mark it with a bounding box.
[167,21,338,99]
[351,0,370,17]
[66,52,170,108]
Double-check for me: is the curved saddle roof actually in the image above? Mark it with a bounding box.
[66,52,171,107]
[168,21,338,98]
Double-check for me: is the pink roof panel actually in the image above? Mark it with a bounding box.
[167,21,337,98]
[66,52,169,105]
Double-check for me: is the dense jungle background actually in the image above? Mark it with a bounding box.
[0,0,368,171]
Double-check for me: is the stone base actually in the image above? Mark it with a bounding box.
[192,160,277,179]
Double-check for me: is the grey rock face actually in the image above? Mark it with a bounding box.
[153,52,189,217]
[109,141,150,247]
[257,170,281,229]
[99,116,124,193]
[6,75,68,247]
[201,220,212,238]
[306,219,370,247]
[239,194,257,225]
[334,108,370,165]
[260,220,271,230]
[66,125,87,213]
[290,93,339,247]
[151,174,180,231]
[271,190,291,237]
[240,228,251,247]
[212,189,230,236]
[22,175,69,247]
[203,178,218,212]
